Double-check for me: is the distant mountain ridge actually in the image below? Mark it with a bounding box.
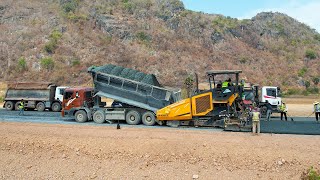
[0,0,319,91]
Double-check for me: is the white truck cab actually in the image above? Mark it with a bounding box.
[261,86,282,107]
[55,86,68,102]
[260,86,282,114]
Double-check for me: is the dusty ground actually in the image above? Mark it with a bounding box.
[0,122,319,179]
[284,96,320,117]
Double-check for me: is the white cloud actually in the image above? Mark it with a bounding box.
[239,1,320,32]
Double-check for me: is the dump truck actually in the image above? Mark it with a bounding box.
[61,65,181,125]
[3,82,67,112]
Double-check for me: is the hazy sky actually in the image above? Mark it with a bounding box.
[181,0,320,32]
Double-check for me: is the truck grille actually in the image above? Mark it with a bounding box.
[195,95,211,114]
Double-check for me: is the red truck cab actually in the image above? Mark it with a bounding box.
[61,87,94,122]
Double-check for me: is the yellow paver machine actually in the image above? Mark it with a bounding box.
[157,70,252,130]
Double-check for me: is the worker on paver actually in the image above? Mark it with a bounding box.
[279,102,288,121]
[222,78,231,88]
[265,100,272,121]
[18,99,25,116]
[314,101,320,122]
[252,107,261,134]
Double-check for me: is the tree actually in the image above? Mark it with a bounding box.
[312,77,320,85]
[305,80,311,89]
[17,57,27,71]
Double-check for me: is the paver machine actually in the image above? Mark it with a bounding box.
[157,70,251,130]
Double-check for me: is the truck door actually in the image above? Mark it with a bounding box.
[63,91,74,110]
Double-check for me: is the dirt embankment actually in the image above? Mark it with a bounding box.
[0,122,319,179]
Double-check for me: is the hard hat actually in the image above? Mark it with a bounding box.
[314,101,319,105]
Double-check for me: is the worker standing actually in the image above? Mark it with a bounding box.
[252,107,261,134]
[265,100,272,121]
[18,99,25,116]
[314,101,320,122]
[279,102,288,121]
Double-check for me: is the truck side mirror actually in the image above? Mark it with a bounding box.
[76,92,79,98]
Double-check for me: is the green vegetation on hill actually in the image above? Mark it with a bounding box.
[0,0,319,90]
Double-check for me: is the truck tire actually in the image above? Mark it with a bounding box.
[260,106,267,118]
[51,102,61,112]
[4,101,14,111]
[15,102,20,111]
[142,111,156,126]
[75,110,88,123]
[93,110,105,124]
[36,102,45,112]
[125,110,141,125]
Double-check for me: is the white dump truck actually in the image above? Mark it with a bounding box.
[3,82,68,112]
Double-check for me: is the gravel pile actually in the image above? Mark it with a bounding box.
[91,64,161,87]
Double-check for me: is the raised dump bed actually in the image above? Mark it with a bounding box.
[88,65,181,112]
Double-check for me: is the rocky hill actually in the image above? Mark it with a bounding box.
[0,0,319,91]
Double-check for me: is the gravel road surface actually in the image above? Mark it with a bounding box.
[0,109,319,135]
[0,122,319,179]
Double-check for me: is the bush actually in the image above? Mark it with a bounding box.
[284,88,301,96]
[239,56,248,64]
[212,16,238,30]
[301,166,320,180]
[50,30,62,42]
[71,59,80,66]
[305,81,311,89]
[136,31,151,43]
[305,49,317,59]
[302,90,310,96]
[312,77,320,85]
[44,30,63,54]
[40,57,55,70]
[314,34,320,42]
[17,57,27,71]
[298,67,308,77]
[67,13,88,22]
[0,96,4,103]
[307,87,319,94]
[44,41,57,54]
[62,0,78,13]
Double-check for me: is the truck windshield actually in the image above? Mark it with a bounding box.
[64,91,73,99]
[59,89,65,95]
[266,88,277,97]
[243,91,254,101]
[85,91,92,98]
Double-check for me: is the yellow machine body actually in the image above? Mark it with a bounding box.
[157,92,215,121]
[212,93,238,106]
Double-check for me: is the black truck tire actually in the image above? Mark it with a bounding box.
[260,106,267,118]
[75,110,88,123]
[142,111,156,126]
[51,102,61,112]
[15,102,20,111]
[36,102,45,112]
[93,110,105,124]
[125,110,141,125]
[5,101,14,111]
